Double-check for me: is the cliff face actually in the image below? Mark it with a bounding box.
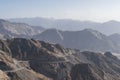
[0,38,120,80]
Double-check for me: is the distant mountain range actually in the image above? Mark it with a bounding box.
[1,19,120,80]
[0,19,120,53]
[33,28,120,53]
[9,17,120,35]
[0,19,44,39]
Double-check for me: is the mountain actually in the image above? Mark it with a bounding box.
[0,19,44,39]
[9,17,120,35]
[9,17,100,32]
[0,38,120,80]
[95,20,120,35]
[0,50,49,80]
[109,33,120,45]
[33,28,120,53]
[2,18,120,52]
[34,28,63,44]
[71,63,104,80]
[9,17,55,29]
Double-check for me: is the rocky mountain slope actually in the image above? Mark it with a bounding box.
[0,50,49,80]
[33,28,120,53]
[0,38,120,80]
[0,19,44,39]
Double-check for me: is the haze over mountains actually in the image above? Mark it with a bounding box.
[2,0,120,79]
[0,18,120,79]
[0,19,44,39]
[33,28,120,53]
[0,19,119,53]
[9,17,120,35]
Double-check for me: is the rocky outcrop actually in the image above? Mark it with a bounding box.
[0,50,50,80]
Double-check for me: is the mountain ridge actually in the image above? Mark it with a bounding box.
[9,17,120,35]
[0,38,120,80]
[33,28,120,53]
[0,19,45,39]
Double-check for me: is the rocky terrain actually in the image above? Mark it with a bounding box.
[1,19,120,53]
[0,50,49,80]
[0,19,120,80]
[0,19,44,39]
[0,38,120,80]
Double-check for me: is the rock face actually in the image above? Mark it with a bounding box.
[0,50,50,80]
[34,28,120,53]
[0,38,120,80]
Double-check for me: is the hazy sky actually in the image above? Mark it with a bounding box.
[1,0,120,22]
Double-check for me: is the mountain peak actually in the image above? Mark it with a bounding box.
[82,28,106,40]
[34,28,64,43]
[104,20,120,24]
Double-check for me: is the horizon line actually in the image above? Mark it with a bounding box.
[2,16,120,23]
